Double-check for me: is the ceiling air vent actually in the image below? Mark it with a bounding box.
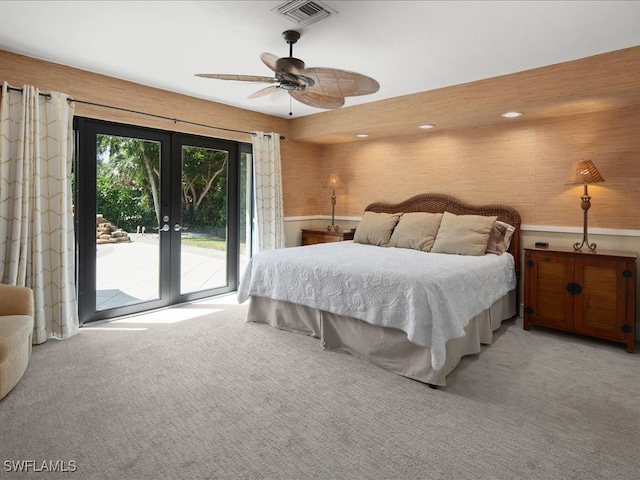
[272,0,337,26]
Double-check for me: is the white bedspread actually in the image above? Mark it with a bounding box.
[237,241,516,370]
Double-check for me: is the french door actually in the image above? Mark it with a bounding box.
[75,118,250,324]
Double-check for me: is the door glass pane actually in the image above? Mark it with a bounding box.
[180,146,228,294]
[95,134,161,310]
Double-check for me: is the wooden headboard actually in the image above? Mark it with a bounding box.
[365,193,522,294]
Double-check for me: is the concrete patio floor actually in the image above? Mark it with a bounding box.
[96,233,248,310]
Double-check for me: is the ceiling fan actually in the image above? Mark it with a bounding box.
[195,30,380,111]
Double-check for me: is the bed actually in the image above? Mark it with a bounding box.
[237,193,521,387]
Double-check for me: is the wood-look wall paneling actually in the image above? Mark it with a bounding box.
[0,50,289,143]
[316,106,640,231]
[319,123,538,218]
[531,106,640,230]
[290,46,640,144]
[280,140,323,217]
[4,48,640,230]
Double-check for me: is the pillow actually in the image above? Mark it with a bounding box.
[353,211,402,246]
[387,212,443,251]
[431,212,498,256]
[486,220,516,255]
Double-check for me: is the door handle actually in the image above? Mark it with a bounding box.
[160,224,170,232]
[174,224,182,232]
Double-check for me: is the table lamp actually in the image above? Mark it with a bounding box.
[565,160,605,252]
[323,173,344,231]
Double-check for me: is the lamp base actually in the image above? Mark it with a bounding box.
[328,191,339,232]
[573,240,597,253]
[573,190,597,252]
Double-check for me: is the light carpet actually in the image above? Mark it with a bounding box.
[1,295,639,480]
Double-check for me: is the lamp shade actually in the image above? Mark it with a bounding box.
[323,173,344,190]
[565,160,605,185]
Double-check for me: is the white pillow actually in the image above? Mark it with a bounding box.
[431,212,497,256]
[353,211,402,246]
[387,212,443,251]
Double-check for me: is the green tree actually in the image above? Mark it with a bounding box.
[97,135,161,227]
[95,136,230,235]
[181,147,227,232]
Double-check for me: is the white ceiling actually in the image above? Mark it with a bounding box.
[1,1,640,119]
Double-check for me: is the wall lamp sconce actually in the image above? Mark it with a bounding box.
[323,173,344,232]
[565,159,605,252]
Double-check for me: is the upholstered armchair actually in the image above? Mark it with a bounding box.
[0,284,34,400]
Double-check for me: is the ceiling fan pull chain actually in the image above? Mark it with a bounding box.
[289,95,293,116]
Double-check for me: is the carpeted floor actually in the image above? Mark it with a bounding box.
[1,295,639,480]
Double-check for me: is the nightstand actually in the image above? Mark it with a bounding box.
[301,229,354,246]
[523,245,636,353]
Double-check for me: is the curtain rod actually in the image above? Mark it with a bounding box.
[5,85,284,140]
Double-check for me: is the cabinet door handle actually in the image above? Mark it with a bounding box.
[566,282,582,295]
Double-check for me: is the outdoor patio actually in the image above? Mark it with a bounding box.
[96,233,248,310]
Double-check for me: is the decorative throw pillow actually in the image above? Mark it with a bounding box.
[388,212,443,251]
[431,212,498,256]
[486,220,516,255]
[353,211,402,246]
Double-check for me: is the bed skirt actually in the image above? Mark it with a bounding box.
[246,290,516,387]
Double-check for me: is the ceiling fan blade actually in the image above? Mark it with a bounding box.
[197,32,378,112]
[290,90,345,109]
[248,85,281,99]
[303,68,380,98]
[260,53,280,73]
[195,73,277,84]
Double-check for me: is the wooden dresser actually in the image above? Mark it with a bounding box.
[301,229,354,246]
[523,246,637,353]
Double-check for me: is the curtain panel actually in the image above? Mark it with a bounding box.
[0,82,78,343]
[251,132,285,252]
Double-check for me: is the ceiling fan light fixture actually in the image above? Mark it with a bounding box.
[280,81,299,91]
[419,124,435,129]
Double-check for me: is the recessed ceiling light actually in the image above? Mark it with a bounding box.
[419,124,435,129]
[356,133,369,138]
[501,111,523,118]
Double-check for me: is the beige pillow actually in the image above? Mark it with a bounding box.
[353,211,402,246]
[486,220,516,255]
[388,212,443,251]
[431,212,498,256]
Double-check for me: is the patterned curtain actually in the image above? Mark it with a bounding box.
[0,82,78,343]
[251,132,285,252]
